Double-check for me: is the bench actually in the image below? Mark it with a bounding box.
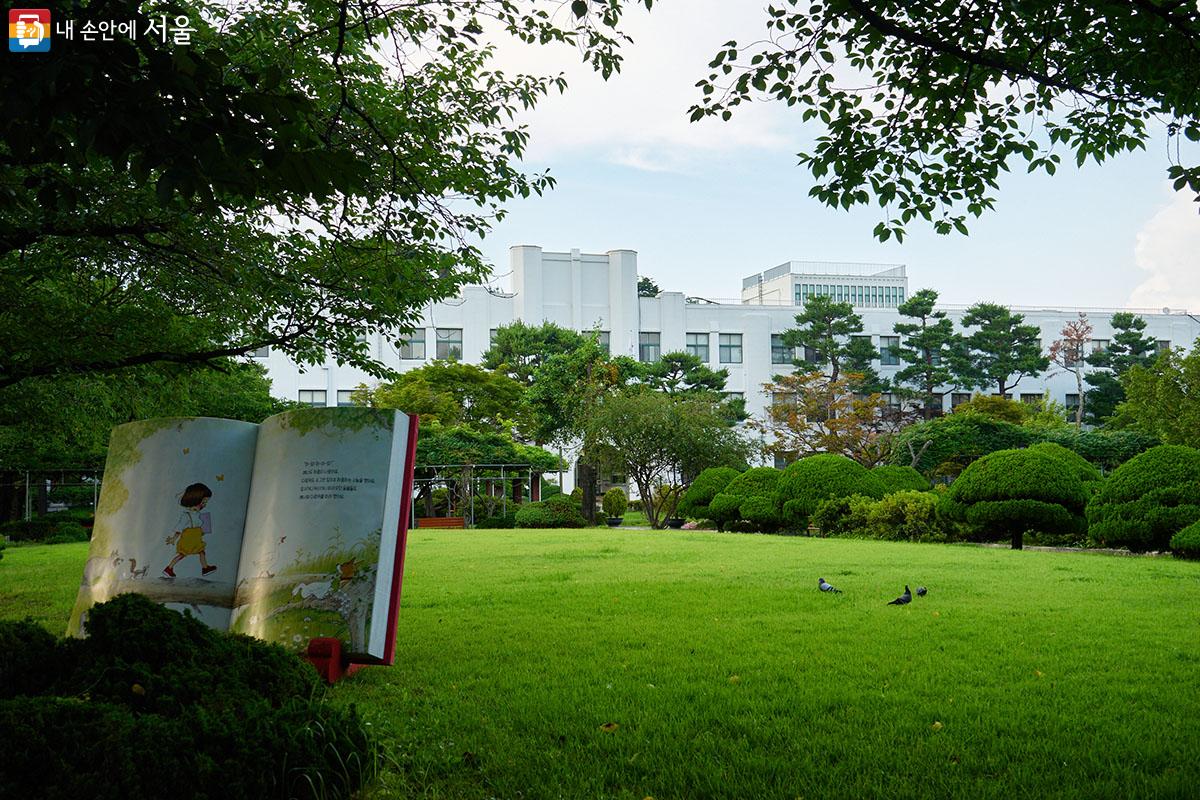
[416,516,466,529]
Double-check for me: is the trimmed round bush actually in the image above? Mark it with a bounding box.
[872,465,930,493]
[775,454,886,529]
[677,467,740,520]
[708,467,781,530]
[941,448,1087,548]
[515,493,587,528]
[602,487,628,519]
[738,495,780,531]
[1087,445,1200,551]
[1170,521,1200,559]
[1027,442,1102,486]
[0,594,375,800]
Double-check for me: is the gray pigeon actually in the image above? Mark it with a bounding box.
[818,577,842,594]
[915,586,927,597]
[887,585,912,605]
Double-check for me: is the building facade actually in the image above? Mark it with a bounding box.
[261,245,1199,432]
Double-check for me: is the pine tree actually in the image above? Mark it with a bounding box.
[893,289,957,418]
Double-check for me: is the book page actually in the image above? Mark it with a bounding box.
[66,417,260,636]
[229,407,409,660]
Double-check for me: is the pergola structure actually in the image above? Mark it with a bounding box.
[411,463,543,527]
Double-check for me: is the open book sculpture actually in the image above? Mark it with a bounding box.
[68,407,418,675]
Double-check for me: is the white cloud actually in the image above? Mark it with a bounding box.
[487,0,797,171]
[1128,187,1200,312]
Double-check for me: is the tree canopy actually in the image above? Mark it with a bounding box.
[691,1,1200,241]
[954,303,1049,396]
[1,0,647,389]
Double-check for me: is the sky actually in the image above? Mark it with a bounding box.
[471,1,1200,314]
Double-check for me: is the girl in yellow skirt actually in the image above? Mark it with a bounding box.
[163,483,218,578]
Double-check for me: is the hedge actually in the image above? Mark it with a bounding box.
[514,493,587,528]
[940,448,1087,548]
[0,514,92,543]
[1086,445,1200,551]
[0,594,375,800]
[872,465,930,493]
[676,467,740,520]
[775,454,886,529]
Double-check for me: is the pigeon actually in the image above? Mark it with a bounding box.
[915,586,927,597]
[887,585,912,605]
[818,577,842,594]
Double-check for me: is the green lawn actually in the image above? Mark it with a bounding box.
[3,532,1199,799]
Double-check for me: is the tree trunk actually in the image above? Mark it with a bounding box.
[1074,368,1084,429]
[578,462,597,525]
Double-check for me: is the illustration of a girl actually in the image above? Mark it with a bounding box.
[163,483,218,578]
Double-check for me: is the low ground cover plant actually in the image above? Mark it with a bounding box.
[0,594,375,800]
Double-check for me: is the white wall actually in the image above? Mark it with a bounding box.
[260,246,1200,462]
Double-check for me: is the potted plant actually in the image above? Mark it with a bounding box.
[666,516,685,529]
[602,487,628,527]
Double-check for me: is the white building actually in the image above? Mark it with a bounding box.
[262,245,1199,450]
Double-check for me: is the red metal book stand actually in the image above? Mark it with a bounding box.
[304,637,365,684]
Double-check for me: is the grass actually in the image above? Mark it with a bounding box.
[3,531,1200,799]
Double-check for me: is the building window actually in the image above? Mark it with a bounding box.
[489,328,499,344]
[337,390,357,407]
[686,332,710,361]
[596,330,610,354]
[803,345,820,364]
[951,392,971,408]
[1092,339,1108,354]
[298,390,326,407]
[880,336,900,366]
[771,334,792,364]
[723,391,743,401]
[1020,393,1042,405]
[435,328,463,360]
[1156,340,1171,354]
[773,453,790,470]
[399,330,426,360]
[639,332,661,362]
[1065,393,1081,412]
[719,333,743,364]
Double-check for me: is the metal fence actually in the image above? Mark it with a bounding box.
[0,469,101,522]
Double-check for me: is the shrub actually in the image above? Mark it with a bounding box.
[474,512,517,529]
[890,413,1035,475]
[0,595,375,800]
[45,521,90,544]
[775,454,886,529]
[0,514,92,543]
[872,465,930,493]
[602,487,628,518]
[865,490,951,542]
[810,495,873,537]
[514,494,587,529]
[1170,521,1200,559]
[738,495,780,531]
[676,467,740,520]
[941,448,1088,548]
[708,467,781,530]
[1086,445,1200,551]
